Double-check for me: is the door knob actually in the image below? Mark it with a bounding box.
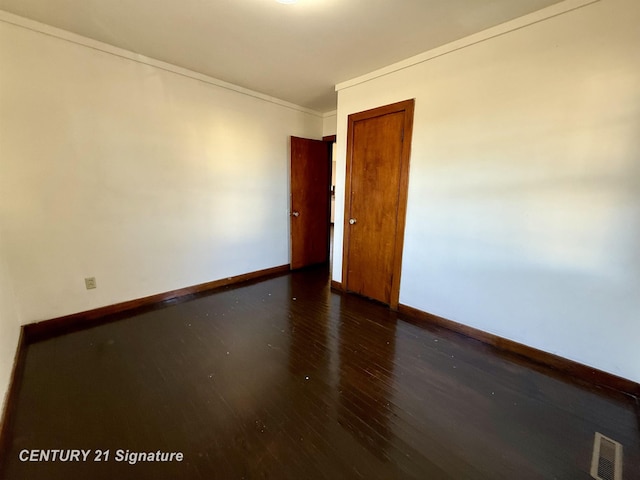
[349,218,357,225]
[292,211,300,217]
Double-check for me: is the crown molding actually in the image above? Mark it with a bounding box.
[336,0,600,92]
[0,10,323,117]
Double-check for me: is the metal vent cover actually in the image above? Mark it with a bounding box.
[590,432,623,480]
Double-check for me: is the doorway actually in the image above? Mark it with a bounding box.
[325,135,337,274]
[341,100,415,308]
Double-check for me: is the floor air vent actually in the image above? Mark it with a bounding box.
[590,432,623,480]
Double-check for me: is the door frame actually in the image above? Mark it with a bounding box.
[341,99,415,309]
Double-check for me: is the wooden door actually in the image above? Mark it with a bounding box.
[290,136,331,269]
[342,100,414,307]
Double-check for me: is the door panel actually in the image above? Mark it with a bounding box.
[290,136,330,269]
[343,100,414,307]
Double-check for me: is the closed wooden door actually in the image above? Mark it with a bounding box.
[290,136,331,269]
[342,100,414,307]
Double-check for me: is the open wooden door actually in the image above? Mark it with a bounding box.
[290,136,331,270]
[342,100,414,307]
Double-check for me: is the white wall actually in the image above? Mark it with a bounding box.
[0,234,21,424]
[333,0,640,382]
[322,112,337,137]
[0,17,322,323]
[0,14,323,404]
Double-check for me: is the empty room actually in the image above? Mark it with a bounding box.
[0,0,638,478]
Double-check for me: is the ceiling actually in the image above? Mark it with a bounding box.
[0,0,566,113]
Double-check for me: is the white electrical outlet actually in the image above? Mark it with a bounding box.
[85,277,97,290]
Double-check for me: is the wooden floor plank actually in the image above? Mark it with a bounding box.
[1,265,638,479]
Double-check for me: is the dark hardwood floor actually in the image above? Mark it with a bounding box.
[1,266,638,479]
